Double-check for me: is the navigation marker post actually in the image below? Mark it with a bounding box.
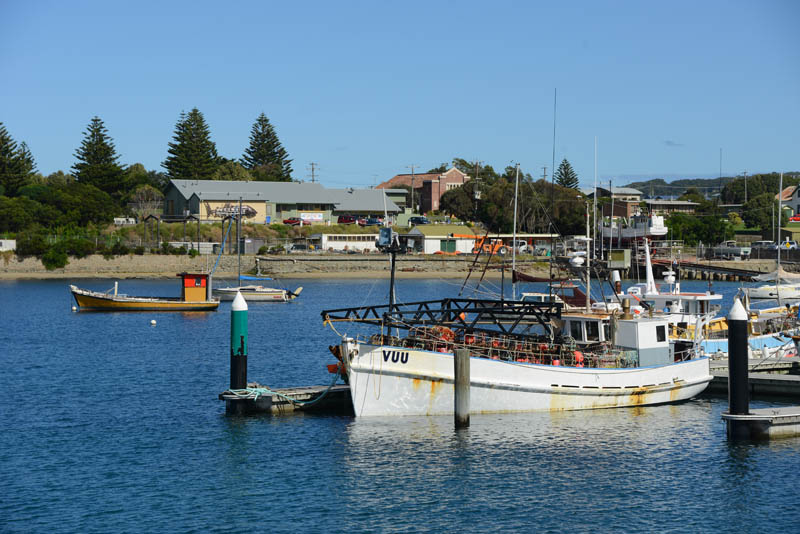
[230,291,248,393]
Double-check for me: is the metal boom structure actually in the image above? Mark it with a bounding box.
[321,298,563,339]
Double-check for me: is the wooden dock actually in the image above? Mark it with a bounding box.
[707,357,800,398]
[219,383,353,415]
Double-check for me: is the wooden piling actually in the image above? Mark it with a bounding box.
[454,348,470,428]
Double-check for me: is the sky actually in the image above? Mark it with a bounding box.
[1,0,798,190]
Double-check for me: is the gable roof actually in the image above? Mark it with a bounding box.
[172,179,335,204]
[328,188,400,213]
[777,186,796,202]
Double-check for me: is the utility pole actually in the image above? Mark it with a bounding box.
[473,161,482,219]
[308,162,318,183]
[407,164,418,213]
[542,166,548,182]
[743,171,748,204]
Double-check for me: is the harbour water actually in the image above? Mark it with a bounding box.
[2,278,800,532]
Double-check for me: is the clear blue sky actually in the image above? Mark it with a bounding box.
[1,0,798,189]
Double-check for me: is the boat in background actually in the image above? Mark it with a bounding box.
[215,275,302,302]
[70,273,219,312]
[598,212,667,244]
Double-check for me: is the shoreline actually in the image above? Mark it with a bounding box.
[0,270,512,280]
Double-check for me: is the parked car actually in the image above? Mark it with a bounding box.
[751,240,774,250]
[364,217,383,226]
[337,215,357,224]
[782,241,798,250]
[288,243,310,253]
[283,217,302,226]
[790,216,800,222]
[408,216,430,225]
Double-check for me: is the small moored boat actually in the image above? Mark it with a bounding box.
[70,272,219,312]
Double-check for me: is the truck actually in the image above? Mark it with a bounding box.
[712,240,751,260]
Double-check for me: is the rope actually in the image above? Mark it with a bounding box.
[209,218,235,276]
[227,366,341,407]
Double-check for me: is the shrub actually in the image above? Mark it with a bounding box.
[257,245,269,255]
[15,230,49,258]
[111,242,130,255]
[188,248,199,258]
[134,246,145,255]
[41,246,69,270]
[63,238,95,258]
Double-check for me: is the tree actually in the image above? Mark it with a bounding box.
[72,117,125,199]
[0,122,36,197]
[742,192,785,231]
[554,159,579,189]
[128,184,164,219]
[163,108,219,181]
[241,112,292,181]
[213,160,254,181]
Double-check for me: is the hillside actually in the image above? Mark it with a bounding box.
[623,177,735,198]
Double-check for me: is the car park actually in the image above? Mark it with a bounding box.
[283,217,302,226]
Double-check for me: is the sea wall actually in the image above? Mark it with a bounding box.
[0,253,552,279]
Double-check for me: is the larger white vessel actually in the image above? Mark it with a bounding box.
[322,298,711,417]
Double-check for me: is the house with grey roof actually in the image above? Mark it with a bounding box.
[163,180,402,224]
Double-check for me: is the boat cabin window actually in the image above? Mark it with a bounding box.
[586,321,600,341]
[656,325,666,342]
[569,321,582,341]
[603,322,610,341]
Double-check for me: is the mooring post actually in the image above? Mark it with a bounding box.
[727,297,750,439]
[230,291,248,391]
[454,348,470,428]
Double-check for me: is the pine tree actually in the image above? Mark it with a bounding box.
[241,112,293,181]
[0,123,36,197]
[555,158,579,189]
[163,108,219,181]
[72,116,125,197]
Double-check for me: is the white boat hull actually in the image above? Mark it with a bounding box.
[745,284,800,300]
[215,286,291,302]
[345,343,711,417]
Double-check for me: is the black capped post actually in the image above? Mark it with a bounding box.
[726,297,750,439]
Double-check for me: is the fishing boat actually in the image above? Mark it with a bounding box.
[70,272,219,312]
[322,297,711,416]
[321,228,711,417]
[215,275,302,302]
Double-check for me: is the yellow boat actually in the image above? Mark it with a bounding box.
[70,273,219,312]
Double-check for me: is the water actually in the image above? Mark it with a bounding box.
[2,278,800,533]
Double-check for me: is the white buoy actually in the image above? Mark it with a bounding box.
[71,306,77,312]
[150,319,157,326]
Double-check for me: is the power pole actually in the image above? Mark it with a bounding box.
[743,171,748,204]
[407,164,418,213]
[308,162,318,183]
[473,160,482,219]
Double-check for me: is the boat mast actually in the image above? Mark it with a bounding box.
[585,199,591,311]
[593,137,598,262]
[608,178,614,255]
[512,163,520,300]
[777,172,783,306]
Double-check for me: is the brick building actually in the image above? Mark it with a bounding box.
[377,167,469,214]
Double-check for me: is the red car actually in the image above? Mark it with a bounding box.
[283,217,302,226]
[790,215,800,222]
